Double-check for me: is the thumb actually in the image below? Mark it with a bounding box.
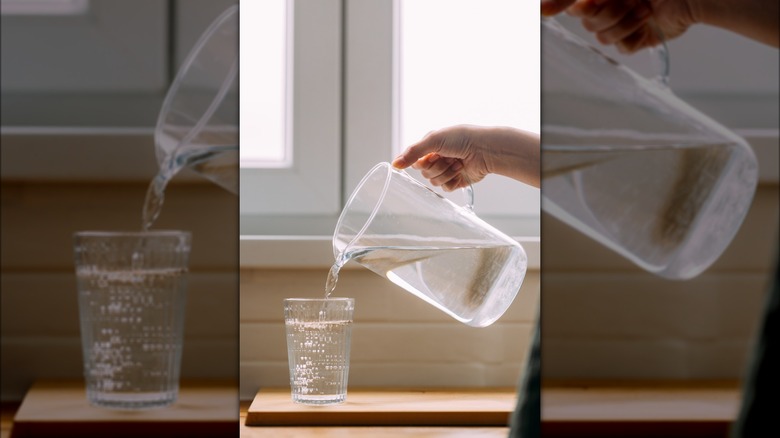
[392,134,442,169]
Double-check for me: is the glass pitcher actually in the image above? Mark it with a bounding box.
[143,5,238,229]
[541,18,758,280]
[333,162,528,328]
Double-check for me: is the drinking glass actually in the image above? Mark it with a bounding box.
[284,298,354,405]
[73,230,191,409]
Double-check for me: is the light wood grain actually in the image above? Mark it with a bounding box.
[245,388,517,426]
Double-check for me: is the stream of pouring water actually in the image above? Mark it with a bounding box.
[142,146,237,231]
[325,256,346,299]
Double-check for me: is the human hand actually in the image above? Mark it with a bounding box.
[392,125,540,191]
[541,0,698,53]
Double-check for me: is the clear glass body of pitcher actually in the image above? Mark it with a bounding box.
[142,6,238,230]
[333,162,528,328]
[153,5,238,195]
[541,18,758,280]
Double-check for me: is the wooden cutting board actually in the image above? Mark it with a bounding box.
[11,380,238,438]
[245,388,518,426]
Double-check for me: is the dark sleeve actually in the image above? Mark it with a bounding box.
[731,249,780,438]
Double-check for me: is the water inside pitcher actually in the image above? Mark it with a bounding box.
[541,18,758,280]
[331,163,527,328]
[143,5,238,230]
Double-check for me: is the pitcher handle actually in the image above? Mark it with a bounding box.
[460,174,476,213]
[648,16,670,86]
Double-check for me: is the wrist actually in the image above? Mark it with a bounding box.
[481,126,516,177]
[487,126,540,188]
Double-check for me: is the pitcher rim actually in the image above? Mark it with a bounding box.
[332,162,394,257]
[154,4,238,164]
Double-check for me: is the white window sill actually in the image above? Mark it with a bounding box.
[239,235,540,270]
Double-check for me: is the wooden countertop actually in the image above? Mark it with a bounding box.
[2,380,742,437]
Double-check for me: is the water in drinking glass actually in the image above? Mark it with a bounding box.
[73,231,191,409]
[284,298,354,405]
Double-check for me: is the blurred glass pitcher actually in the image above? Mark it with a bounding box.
[541,18,758,280]
[143,5,238,230]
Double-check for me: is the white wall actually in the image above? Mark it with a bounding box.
[542,185,778,379]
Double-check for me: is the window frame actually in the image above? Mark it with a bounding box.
[239,0,342,230]
[1,0,240,183]
[0,0,168,93]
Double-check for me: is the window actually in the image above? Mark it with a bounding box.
[398,0,540,232]
[0,0,167,94]
[0,0,167,181]
[239,0,540,237]
[1,1,239,181]
[239,0,341,229]
[239,0,287,165]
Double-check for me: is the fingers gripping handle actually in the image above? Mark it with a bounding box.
[645,1,670,86]
[460,173,476,213]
